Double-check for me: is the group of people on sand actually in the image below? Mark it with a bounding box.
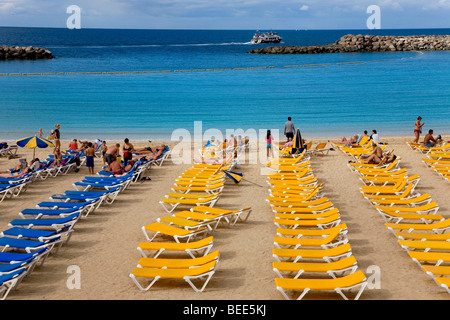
[412,116,443,148]
[102,139,167,176]
[339,130,380,146]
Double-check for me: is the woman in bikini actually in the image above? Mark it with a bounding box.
[122,138,135,167]
[413,116,424,144]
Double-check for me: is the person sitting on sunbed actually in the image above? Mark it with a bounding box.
[361,142,383,164]
[106,160,124,176]
[423,129,437,148]
[69,139,78,151]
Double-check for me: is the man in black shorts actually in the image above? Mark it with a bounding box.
[284,117,295,141]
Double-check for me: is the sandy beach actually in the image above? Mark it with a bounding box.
[1,134,450,300]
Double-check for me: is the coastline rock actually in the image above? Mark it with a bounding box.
[250,34,450,54]
[0,45,54,60]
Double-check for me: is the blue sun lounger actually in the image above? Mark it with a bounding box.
[73,178,131,192]
[0,267,27,300]
[0,226,74,249]
[19,207,82,219]
[35,199,100,217]
[0,257,35,274]
[8,213,81,231]
[0,247,49,264]
[0,237,60,254]
[50,186,120,205]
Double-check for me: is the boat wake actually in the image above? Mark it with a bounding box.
[47,42,254,49]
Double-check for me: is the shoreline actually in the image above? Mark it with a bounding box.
[3,132,450,145]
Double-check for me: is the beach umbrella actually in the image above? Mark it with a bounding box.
[292,129,305,154]
[222,170,264,187]
[223,170,243,183]
[16,136,54,159]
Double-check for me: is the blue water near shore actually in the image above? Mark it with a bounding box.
[0,27,449,140]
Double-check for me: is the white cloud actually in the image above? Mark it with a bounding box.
[299,5,309,11]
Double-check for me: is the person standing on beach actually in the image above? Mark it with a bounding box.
[284,117,295,142]
[54,124,61,149]
[413,116,424,143]
[105,143,120,165]
[100,141,107,166]
[38,128,43,138]
[85,142,95,174]
[266,130,273,158]
[123,138,135,167]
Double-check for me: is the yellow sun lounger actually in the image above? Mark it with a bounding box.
[171,183,224,194]
[275,270,367,300]
[272,243,352,263]
[157,216,219,233]
[359,179,408,196]
[369,193,432,207]
[421,265,450,294]
[273,256,358,279]
[273,213,341,230]
[137,236,214,258]
[159,192,221,213]
[362,183,415,201]
[271,202,334,214]
[375,201,439,216]
[142,222,209,242]
[130,260,218,292]
[399,240,450,252]
[395,231,450,241]
[267,196,329,208]
[274,208,339,220]
[136,250,219,269]
[378,211,444,225]
[276,223,348,238]
[191,206,252,225]
[408,251,450,266]
[273,226,348,250]
[386,218,450,234]
[173,210,222,231]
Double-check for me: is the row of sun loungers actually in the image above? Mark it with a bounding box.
[265,152,368,300]
[0,155,81,205]
[0,155,158,300]
[339,143,450,295]
[418,147,450,185]
[129,157,251,293]
[0,144,18,158]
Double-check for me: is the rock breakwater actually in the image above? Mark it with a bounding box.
[0,45,54,60]
[250,34,450,54]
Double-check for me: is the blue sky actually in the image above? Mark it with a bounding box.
[0,0,449,29]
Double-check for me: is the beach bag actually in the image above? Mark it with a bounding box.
[0,143,7,149]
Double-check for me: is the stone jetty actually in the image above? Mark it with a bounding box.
[250,34,450,54]
[0,45,54,60]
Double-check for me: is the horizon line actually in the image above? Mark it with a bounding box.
[1,26,450,31]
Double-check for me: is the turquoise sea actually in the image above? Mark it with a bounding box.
[0,28,449,140]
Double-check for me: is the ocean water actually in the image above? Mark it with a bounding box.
[0,28,449,141]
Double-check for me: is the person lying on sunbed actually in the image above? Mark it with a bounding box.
[0,167,32,178]
[133,145,166,161]
[338,134,358,146]
[134,144,167,155]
